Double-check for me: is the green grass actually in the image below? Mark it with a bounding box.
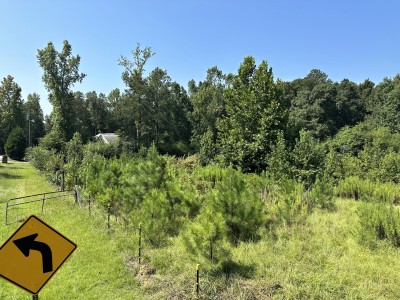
[145,200,400,299]
[0,161,53,204]
[231,200,400,299]
[0,161,145,299]
[1,161,400,299]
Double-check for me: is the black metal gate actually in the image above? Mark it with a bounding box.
[5,190,76,225]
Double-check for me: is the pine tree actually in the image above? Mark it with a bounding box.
[137,189,171,247]
[211,167,266,244]
[182,207,231,268]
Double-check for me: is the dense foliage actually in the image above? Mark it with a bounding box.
[5,126,27,160]
[1,40,399,170]
[0,76,24,153]
[37,40,86,141]
[28,142,328,269]
[3,39,400,261]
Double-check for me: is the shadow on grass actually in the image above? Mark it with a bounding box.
[0,172,23,179]
[217,260,256,279]
[2,164,26,170]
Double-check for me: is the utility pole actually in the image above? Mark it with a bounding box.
[28,110,31,148]
[27,110,31,148]
[27,108,34,148]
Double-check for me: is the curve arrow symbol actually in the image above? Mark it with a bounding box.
[13,233,53,273]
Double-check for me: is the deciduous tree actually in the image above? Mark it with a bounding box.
[217,56,286,172]
[369,75,400,133]
[37,40,86,140]
[118,43,153,147]
[0,75,24,152]
[289,82,338,139]
[336,79,365,128]
[118,44,192,154]
[189,67,225,164]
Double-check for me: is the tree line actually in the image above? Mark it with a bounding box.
[1,40,399,180]
[6,40,399,261]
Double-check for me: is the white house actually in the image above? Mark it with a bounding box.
[94,133,119,145]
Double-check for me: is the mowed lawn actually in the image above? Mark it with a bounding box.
[0,161,52,205]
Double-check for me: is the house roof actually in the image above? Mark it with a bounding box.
[94,133,119,144]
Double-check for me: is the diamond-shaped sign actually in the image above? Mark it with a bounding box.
[0,215,77,294]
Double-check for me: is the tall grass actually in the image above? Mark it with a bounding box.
[357,202,400,248]
[335,176,400,203]
[145,200,400,299]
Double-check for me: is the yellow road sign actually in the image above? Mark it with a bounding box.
[0,215,77,294]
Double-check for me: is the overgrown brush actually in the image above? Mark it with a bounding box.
[336,176,400,203]
[265,178,311,228]
[357,202,400,248]
[309,174,335,210]
[25,146,64,185]
[29,139,321,271]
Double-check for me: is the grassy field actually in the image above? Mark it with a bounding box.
[1,161,400,299]
[143,200,400,299]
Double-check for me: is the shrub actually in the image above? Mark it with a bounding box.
[267,131,291,181]
[64,132,84,187]
[39,127,65,152]
[266,179,310,227]
[44,152,65,185]
[82,140,121,159]
[379,151,400,183]
[5,127,27,160]
[309,174,335,210]
[325,125,400,183]
[26,145,64,185]
[336,176,376,200]
[339,154,363,179]
[291,130,325,188]
[26,146,55,172]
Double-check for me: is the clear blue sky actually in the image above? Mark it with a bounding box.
[1,0,400,116]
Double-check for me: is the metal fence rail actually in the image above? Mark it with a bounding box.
[5,190,75,225]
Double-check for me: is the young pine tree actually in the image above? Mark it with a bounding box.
[211,167,266,244]
[182,207,231,268]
